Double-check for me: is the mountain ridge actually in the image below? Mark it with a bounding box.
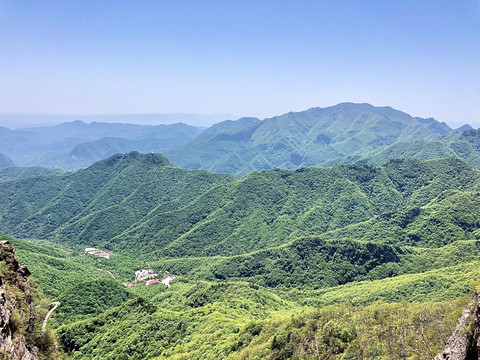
[0,121,202,170]
[167,103,456,176]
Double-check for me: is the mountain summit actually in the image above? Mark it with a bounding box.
[167,103,453,176]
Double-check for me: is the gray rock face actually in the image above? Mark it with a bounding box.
[0,240,38,360]
[435,293,480,360]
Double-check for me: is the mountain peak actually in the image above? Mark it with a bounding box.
[91,151,172,170]
[457,124,473,131]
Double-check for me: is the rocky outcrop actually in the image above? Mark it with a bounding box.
[0,240,38,360]
[435,293,480,360]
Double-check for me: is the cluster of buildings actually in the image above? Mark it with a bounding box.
[134,269,157,282]
[124,269,174,287]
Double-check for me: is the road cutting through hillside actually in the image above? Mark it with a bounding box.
[96,268,116,279]
[42,301,60,332]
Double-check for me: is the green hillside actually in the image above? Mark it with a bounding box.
[167,103,454,176]
[0,166,64,181]
[2,153,480,359]
[0,151,234,245]
[0,152,14,168]
[5,230,476,359]
[360,128,480,169]
[2,153,480,294]
[0,152,477,262]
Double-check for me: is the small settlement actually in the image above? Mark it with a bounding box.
[124,269,176,288]
[83,247,114,259]
[135,269,157,281]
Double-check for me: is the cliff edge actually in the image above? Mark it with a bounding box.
[0,240,52,359]
[435,292,480,360]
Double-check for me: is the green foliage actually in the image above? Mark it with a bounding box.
[2,154,477,263]
[7,237,117,298]
[55,277,472,360]
[3,152,480,359]
[3,230,480,359]
[167,103,452,176]
[359,128,480,170]
[284,261,480,307]
[230,298,468,360]
[0,166,63,181]
[56,279,134,323]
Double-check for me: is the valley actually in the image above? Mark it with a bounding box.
[3,0,478,357]
[1,147,480,358]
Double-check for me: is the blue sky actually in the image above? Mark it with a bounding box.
[1,0,479,127]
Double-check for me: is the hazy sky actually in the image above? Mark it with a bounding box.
[1,0,479,127]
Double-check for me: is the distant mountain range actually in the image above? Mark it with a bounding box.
[1,103,477,173]
[167,103,472,176]
[0,113,231,128]
[0,121,202,170]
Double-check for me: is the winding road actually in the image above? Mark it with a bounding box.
[42,301,60,332]
[96,268,116,279]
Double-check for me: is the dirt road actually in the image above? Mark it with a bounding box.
[97,268,116,279]
[42,301,60,332]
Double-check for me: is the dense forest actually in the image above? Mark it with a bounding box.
[1,150,480,358]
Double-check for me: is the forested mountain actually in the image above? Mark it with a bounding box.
[0,152,477,260]
[1,115,480,359]
[2,153,480,359]
[2,153,479,290]
[0,121,202,170]
[360,127,480,168]
[0,166,63,181]
[3,104,478,174]
[0,153,14,168]
[167,103,456,176]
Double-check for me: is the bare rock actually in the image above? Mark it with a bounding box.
[435,293,480,360]
[0,240,39,359]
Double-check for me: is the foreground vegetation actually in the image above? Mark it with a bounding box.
[1,234,476,359]
[2,154,480,359]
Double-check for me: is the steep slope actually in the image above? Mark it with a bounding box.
[1,155,479,359]
[4,231,476,360]
[155,189,480,289]
[0,152,235,246]
[0,153,14,169]
[168,103,453,176]
[109,157,478,258]
[0,237,59,359]
[54,272,471,360]
[0,153,478,261]
[360,128,480,169]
